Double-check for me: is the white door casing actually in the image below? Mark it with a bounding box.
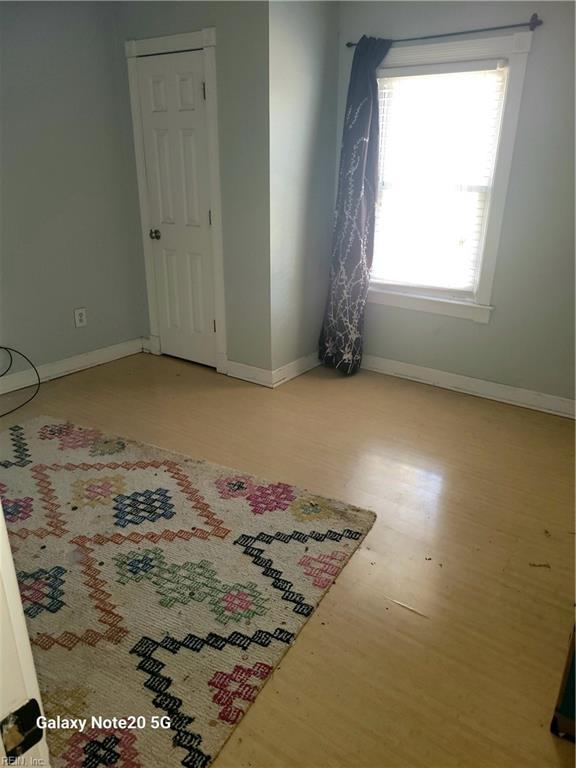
[126,30,227,371]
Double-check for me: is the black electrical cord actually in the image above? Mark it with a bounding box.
[0,348,13,378]
[0,346,41,418]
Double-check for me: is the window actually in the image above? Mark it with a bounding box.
[368,33,532,322]
[374,64,506,294]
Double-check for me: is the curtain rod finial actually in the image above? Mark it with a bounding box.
[529,13,543,31]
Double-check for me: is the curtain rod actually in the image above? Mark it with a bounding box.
[345,12,542,47]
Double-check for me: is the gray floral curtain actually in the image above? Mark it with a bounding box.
[319,36,392,375]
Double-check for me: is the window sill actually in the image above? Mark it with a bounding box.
[367,286,493,323]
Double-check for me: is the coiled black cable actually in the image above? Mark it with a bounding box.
[0,346,41,418]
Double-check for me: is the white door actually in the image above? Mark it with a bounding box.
[0,503,50,765]
[136,51,216,367]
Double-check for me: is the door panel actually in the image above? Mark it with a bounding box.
[180,130,201,226]
[137,51,216,367]
[154,128,175,223]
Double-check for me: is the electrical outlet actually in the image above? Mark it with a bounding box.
[74,308,87,328]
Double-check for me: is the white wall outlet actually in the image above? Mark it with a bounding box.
[74,308,87,328]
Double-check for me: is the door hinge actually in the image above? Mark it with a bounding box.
[213,319,216,333]
[202,81,206,100]
[208,209,212,226]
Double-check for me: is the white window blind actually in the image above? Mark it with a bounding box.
[372,63,508,297]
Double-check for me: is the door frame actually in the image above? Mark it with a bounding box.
[125,28,227,373]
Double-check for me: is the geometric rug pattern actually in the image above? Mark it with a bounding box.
[0,417,375,767]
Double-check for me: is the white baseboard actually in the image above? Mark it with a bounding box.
[5,340,567,418]
[225,360,274,388]
[225,352,320,389]
[361,354,575,418]
[271,353,320,387]
[0,339,144,395]
[142,335,161,355]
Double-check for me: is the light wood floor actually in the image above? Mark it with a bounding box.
[1,353,574,768]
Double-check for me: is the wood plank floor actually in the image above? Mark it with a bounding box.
[1,353,574,768]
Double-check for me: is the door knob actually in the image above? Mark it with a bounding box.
[149,228,161,240]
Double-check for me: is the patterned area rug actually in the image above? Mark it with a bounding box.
[0,417,375,767]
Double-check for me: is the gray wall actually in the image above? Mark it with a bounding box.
[115,1,272,370]
[338,1,575,399]
[0,2,148,369]
[0,1,272,373]
[269,1,338,369]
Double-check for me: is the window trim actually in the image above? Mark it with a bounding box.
[369,31,532,322]
[367,285,492,323]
